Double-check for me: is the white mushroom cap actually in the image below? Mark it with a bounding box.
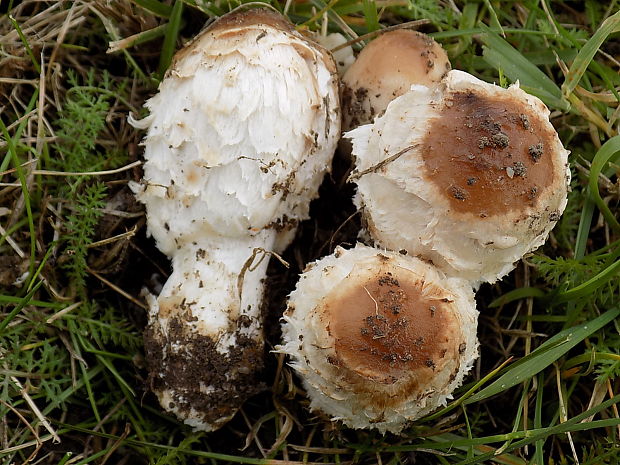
[347,70,570,285]
[130,8,341,257]
[312,32,355,75]
[132,8,341,431]
[280,243,478,434]
[341,29,450,131]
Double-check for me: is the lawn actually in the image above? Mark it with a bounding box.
[1,0,619,464]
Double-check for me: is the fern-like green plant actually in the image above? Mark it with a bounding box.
[63,182,107,297]
[53,69,112,184]
[530,248,620,308]
[0,319,71,405]
[67,300,142,353]
[51,68,129,296]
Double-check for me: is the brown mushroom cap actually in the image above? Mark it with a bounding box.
[325,265,462,385]
[341,29,451,130]
[420,89,560,218]
[347,70,570,284]
[280,244,478,433]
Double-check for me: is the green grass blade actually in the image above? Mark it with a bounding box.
[54,422,328,464]
[562,9,620,97]
[362,0,379,32]
[130,0,173,17]
[0,90,39,281]
[588,135,620,233]
[552,258,620,304]
[446,3,477,57]
[0,296,64,308]
[432,28,562,40]
[0,217,28,249]
[481,0,504,37]
[456,396,620,464]
[108,23,168,53]
[8,14,41,74]
[464,308,620,404]
[488,287,546,308]
[422,357,514,422]
[532,373,544,465]
[0,280,43,333]
[76,331,137,397]
[480,25,569,111]
[157,0,184,79]
[73,448,110,465]
[95,354,136,397]
[393,396,620,453]
[26,244,55,292]
[69,325,102,424]
[449,420,620,465]
[574,194,595,259]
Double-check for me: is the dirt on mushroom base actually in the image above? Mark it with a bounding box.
[144,316,266,429]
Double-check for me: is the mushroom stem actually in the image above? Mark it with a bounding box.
[145,230,278,431]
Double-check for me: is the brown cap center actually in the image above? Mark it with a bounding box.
[324,265,461,384]
[421,90,558,217]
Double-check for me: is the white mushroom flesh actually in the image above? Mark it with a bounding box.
[131,9,340,431]
[280,243,478,434]
[347,70,570,285]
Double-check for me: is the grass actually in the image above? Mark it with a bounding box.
[0,0,619,464]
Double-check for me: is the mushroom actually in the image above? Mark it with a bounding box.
[341,29,451,131]
[279,243,478,434]
[347,70,570,284]
[130,8,340,431]
[312,32,355,75]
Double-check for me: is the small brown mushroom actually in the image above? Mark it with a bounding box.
[341,29,451,131]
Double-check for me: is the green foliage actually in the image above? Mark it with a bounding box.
[0,309,70,405]
[152,433,207,465]
[66,301,142,353]
[531,247,620,308]
[393,0,458,29]
[551,179,583,252]
[53,69,112,178]
[51,69,128,191]
[62,182,107,297]
[51,68,129,296]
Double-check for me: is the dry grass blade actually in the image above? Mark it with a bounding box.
[0,399,42,463]
[288,445,350,454]
[45,301,82,324]
[9,377,60,443]
[86,267,148,309]
[330,19,431,52]
[99,423,131,465]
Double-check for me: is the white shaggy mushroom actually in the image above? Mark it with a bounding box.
[341,29,451,131]
[130,8,340,431]
[347,70,570,285]
[280,244,478,434]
